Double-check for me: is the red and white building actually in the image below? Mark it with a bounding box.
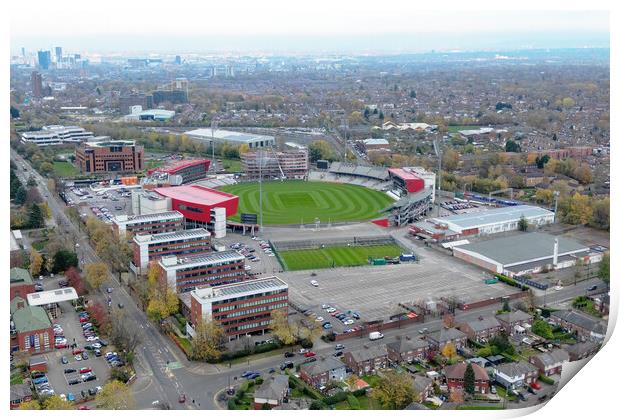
[154,185,239,229]
[132,228,212,274]
[158,251,246,293]
[112,211,184,240]
[388,168,425,193]
[146,159,211,184]
[187,276,288,340]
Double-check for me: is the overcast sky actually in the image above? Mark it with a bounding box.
[9,1,610,54]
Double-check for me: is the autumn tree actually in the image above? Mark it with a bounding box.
[191,319,226,361]
[84,262,108,289]
[29,249,43,277]
[18,400,41,410]
[559,192,593,225]
[43,395,74,410]
[65,266,87,296]
[270,309,295,345]
[308,140,335,162]
[590,197,610,231]
[146,262,178,322]
[109,309,140,354]
[371,371,414,409]
[535,189,555,205]
[95,380,135,409]
[442,148,460,172]
[441,342,457,362]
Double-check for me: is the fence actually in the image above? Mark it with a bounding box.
[272,235,396,251]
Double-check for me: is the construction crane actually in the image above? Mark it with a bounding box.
[268,146,286,180]
[488,188,514,200]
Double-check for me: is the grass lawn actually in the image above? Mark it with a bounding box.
[220,158,242,173]
[32,239,49,251]
[145,160,164,170]
[52,161,79,178]
[333,394,380,409]
[448,125,482,133]
[228,347,285,365]
[279,244,403,271]
[10,372,23,385]
[219,180,393,225]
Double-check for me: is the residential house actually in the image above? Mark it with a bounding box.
[426,327,468,355]
[458,317,502,342]
[253,374,289,409]
[444,362,490,395]
[386,336,430,364]
[343,345,389,376]
[493,361,539,390]
[299,357,348,388]
[550,310,607,342]
[564,341,600,362]
[495,310,533,336]
[530,349,569,376]
[411,375,434,403]
[10,384,33,409]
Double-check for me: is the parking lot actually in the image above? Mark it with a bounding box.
[41,299,110,400]
[64,184,134,223]
[280,246,515,333]
[215,233,283,276]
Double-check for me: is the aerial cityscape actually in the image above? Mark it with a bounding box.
[7,2,612,413]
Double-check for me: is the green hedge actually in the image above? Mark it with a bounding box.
[538,374,555,385]
[494,273,529,291]
[323,391,348,405]
[347,394,361,409]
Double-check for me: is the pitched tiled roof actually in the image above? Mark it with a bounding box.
[386,337,429,353]
[495,310,533,324]
[302,357,345,376]
[12,305,51,332]
[10,267,33,285]
[254,374,289,401]
[445,362,489,381]
[532,349,569,366]
[461,317,501,332]
[552,310,607,335]
[428,327,467,343]
[346,345,388,362]
[495,361,538,378]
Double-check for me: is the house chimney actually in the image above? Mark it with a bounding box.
[553,238,559,266]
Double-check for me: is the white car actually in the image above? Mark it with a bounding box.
[86,336,99,342]
[554,285,564,291]
[326,308,336,313]
[343,319,354,325]
[245,265,252,270]
[310,280,319,287]
[315,317,324,322]
[74,355,82,361]
[321,304,329,309]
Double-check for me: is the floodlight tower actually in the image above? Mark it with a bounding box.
[433,135,443,216]
[210,120,218,172]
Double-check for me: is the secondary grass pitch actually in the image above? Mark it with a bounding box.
[278,244,403,271]
[219,181,393,225]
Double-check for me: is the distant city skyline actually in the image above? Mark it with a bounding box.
[10,3,609,55]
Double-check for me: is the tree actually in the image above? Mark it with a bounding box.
[52,250,78,273]
[65,267,87,295]
[505,140,521,153]
[84,262,108,289]
[441,342,457,361]
[95,380,135,409]
[371,371,414,409]
[442,148,460,172]
[109,309,140,354]
[308,140,334,162]
[590,197,610,231]
[10,105,20,119]
[598,253,610,284]
[191,319,226,361]
[409,89,417,98]
[42,395,73,409]
[559,192,593,225]
[146,262,178,322]
[535,154,550,169]
[27,203,45,228]
[17,400,41,410]
[15,186,27,205]
[535,189,555,205]
[502,299,511,312]
[518,215,528,232]
[270,309,295,345]
[532,320,554,340]
[463,363,476,395]
[29,249,43,277]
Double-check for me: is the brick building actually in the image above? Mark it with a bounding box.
[426,327,468,356]
[493,361,539,390]
[386,336,430,364]
[495,310,534,336]
[113,211,184,240]
[530,349,569,376]
[299,357,348,388]
[76,140,144,173]
[550,310,607,342]
[146,159,211,184]
[132,228,212,274]
[444,362,490,395]
[10,268,36,301]
[11,302,53,354]
[187,276,288,340]
[458,317,502,342]
[343,345,389,376]
[158,251,246,293]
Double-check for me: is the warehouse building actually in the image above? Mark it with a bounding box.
[187,276,288,340]
[112,211,184,240]
[158,251,246,293]
[131,228,212,274]
[185,128,275,149]
[75,139,144,173]
[452,232,595,276]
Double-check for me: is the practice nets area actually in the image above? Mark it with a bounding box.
[218,180,393,225]
[278,244,403,271]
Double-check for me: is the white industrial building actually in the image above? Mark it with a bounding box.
[20,125,94,146]
[184,128,275,149]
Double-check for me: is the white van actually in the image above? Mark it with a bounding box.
[369,332,384,341]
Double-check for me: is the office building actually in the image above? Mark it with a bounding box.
[146,159,211,184]
[37,50,51,70]
[152,89,188,105]
[20,125,94,146]
[132,228,212,274]
[54,47,62,62]
[241,149,308,179]
[75,140,144,173]
[185,128,275,149]
[119,93,153,115]
[31,71,43,98]
[158,251,246,293]
[187,276,288,340]
[112,211,184,240]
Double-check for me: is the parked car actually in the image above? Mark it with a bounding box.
[284,352,295,358]
[304,351,316,357]
[587,285,598,292]
[333,351,343,357]
[68,379,81,386]
[335,344,345,351]
[64,368,76,374]
[61,356,68,364]
[280,362,294,370]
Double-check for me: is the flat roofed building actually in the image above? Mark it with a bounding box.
[21,125,94,146]
[188,276,288,340]
[146,159,211,184]
[185,128,275,149]
[429,205,554,236]
[453,232,590,276]
[241,149,308,179]
[132,228,212,274]
[112,210,184,240]
[158,250,246,293]
[75,139,144,173]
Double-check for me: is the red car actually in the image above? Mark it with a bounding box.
[79,317,89,323]
[78,406,91,410]
[55,342,67,349]
[72,348,83,355]
[79,367,92,374]
[530,382,541,390]
[304,352,316,357]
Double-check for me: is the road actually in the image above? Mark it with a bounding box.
[11,149,605,410]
